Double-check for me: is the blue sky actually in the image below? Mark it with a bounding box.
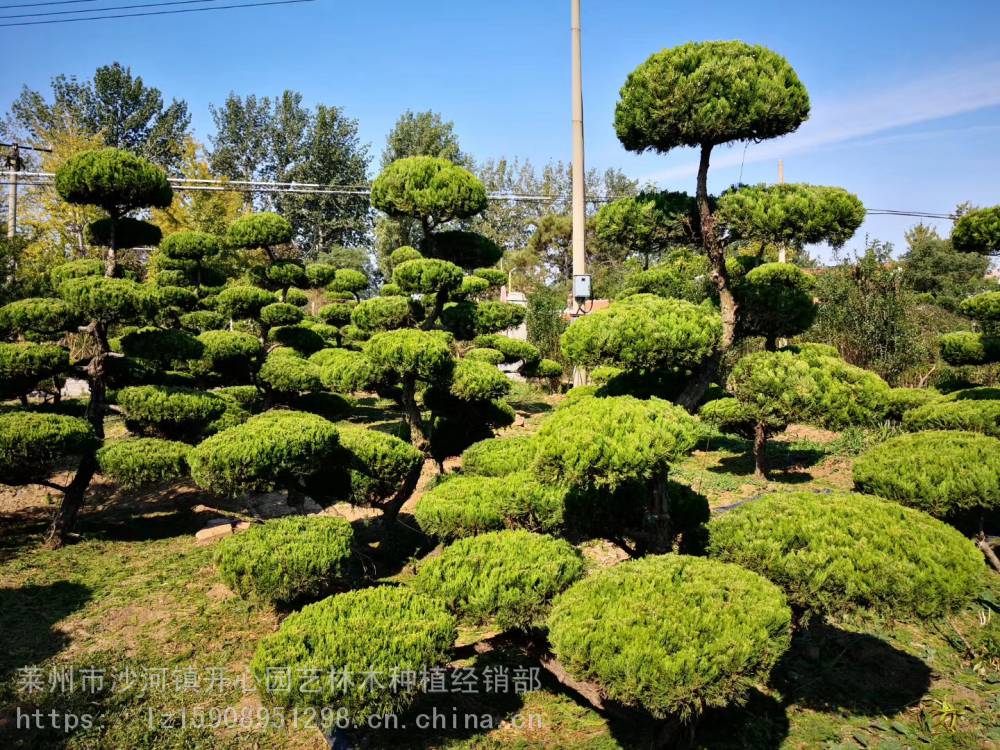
[3,0,999,260]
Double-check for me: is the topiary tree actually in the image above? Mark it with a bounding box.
[154,231,226,292]
[413,530,584,630]
[952,205,1000,256]
[392,257,464,330]
[615,41,810,407]
[734,262,817,350]
[903,398,1000,438]
[252,586,456,726]
[717,183,865,261]
[707,491,984,622]
[0,342,69,405]
[619,247,713,303]
[547,554,791,733]
[213,516,354,605]
[593,190,700,269]
[116,384,228,441]
[461,435,538,476]
[96,437,191,489]
[55,148,173,277]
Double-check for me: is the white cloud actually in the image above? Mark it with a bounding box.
[640,59,1000,182]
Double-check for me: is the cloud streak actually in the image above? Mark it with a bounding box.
[640,59,1000,183]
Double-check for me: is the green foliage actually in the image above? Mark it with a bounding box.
[214,516,353,605]
[718,183,864,249]
[853,430,1000,518]
[952,205,1000,255]
[548,554,791,721]
[473,267,506,288]
[449,358,511,401]
[259,303,303,328]
[461,435,537,477]
[350,296,413,332]
[117,385,227,440]
[737,263,817,344]
[432,230,503,269]
[370,156,487,227]
[119,327,204,366]
[316,301,354,327]
[226,212,293,249]
[58,276,151,324]
[473,334,540,367]
[803,354,891,429]
[728,351,818,428]
[533,396,698,492]
[939,331,1000,366]
[527,358,563,380]
[885,387,943,421]
[945,386,1000,401]
[455,301,526,337]
[387,245,423,270]
[49,258,103,287]
[215,285,278,320]
[304,263,338,287]
[392,258,464,295]
[84,217,162,250]
[159,230,223,261]
[251,586,456,722]
[55,147,172,214]
[267,325,326,355]
[258,350,322,394]
[0,297,75,337]
[329,268,368,296]
[900,224,992,309]
[594,190,700,265]
[189,410,340,496]
[0,342,69,398]
[560,294,721,372]
[707,491,983,618]
[329,425,422,507]
[620,249,712,303]
[96,437,190,488]
[614,41,809,152]
[414,530,584,630]
[699,397,759,439]
[903,399,1000,438]
[0,411,97,485]
[464,347,504,365]
[414,472,566,539]
[214,385,264,412]
[313,348,378,393]
[195,330,260,379]
[960,291,1000,322]
[365,328,453,382]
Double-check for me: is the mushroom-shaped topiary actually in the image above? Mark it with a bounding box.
[547,554,791,724]
[392,258,464,329]
[350,296,414,333]
[0,342,70,404]
[215,285,278,322]
[313,348,379,394]
[194,330,261,382]
[952,205,1000,256]
[707,492,984,621]
[431,230,503,270]
[413,530,585,630]
[119,327,204,368]
[735,262,817,350]
[0,297,76,339]
[214,516,354,605]
[96,437,190,488]
[594,190,700,269]
[251,586,456,724]
[226,212,293,253]
[461,435,537,477]
[0,412,98,486]
[116,385,228,441]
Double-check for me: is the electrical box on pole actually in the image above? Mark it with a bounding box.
[573,274,591,301]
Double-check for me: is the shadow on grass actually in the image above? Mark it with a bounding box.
[709,444,828,484]
[770,622,932,716]
[0,581,93,683]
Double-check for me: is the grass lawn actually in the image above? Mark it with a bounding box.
[1,396,998,749]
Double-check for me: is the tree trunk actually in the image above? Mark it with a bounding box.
[420,289,448,330]
[644,478,673,553]
[105,217,118,278]
[376,460,423,531]
[44,452,97,548]
[753,420,768,479]
[678,143,737,410]
[399,376,429,453]
[765,335,778,352]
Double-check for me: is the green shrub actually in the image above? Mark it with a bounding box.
[387,245,422,270]
[251,586,456,723]
[117,385,228,440]
[258,350,322,395]
[853,431,1000,518]
[305,263,338,287]
[97,438,190,488]
[329,426,423,507]
[533,396,698,492]
[350,296,413,332]
[180,310,226,333]
[215,285,278,320]
[259,302,303,327]
[55,147,172,213]
[392,258,464,295]
[313,348,377,393]
[365,328,453,382]
[329,268,368,296]
[473,334,540,366]
[195,330,260,379]
[885,387,943,421]
[119,327,204,365]
[414,530,584,630]
[226,212,292,249]
[189,411,340,496]
[316,301,354,327]
[806,355,891,429]
[214,385,264,412]
[707,491,984,618]
[464,347,504,365]
[458,276,490,297]
[371,156,487,225]
[547,554,791,721]
[85,216,161,249]
[159,230,222,261]
[944,386,1000,401]
[214,516,353,604]
[58,276,151,324]
[432,230,504,269]
[737,262,817,346]
[449,358,511,401]
[951,205,1000,255]
[0,297,75,337]
[939,331,1000,366]
[461,435,537,477]
[267,325,326,354]
[0,412,97,485]
[50,258,102,287]
[289,392,352,421]
[0,343,69,399]
[903,399,1000,438]
[699,396,759,438]
[414,472,566,539]
[959,290,1000,321]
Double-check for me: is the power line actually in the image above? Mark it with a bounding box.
[1,0,227,19]
[0,0,313,26]
[0,0,98,8]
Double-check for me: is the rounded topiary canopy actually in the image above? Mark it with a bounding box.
[370,156,487,226]
[116,385,228,440]
[0,411,97,485]
[547,554,791,721]
[473,334,541,367]
[226,212,293,250]
[473,267,507,288]
[938,331,1000,366]
[533,396,699,491]
[330,425,423,506]
[464,347,505,365]
[594,190,700,255]
[58,276,151,324]
[392,258,464,295]
[313,348,377,393]
[798,351,891,429]
[328,268,368,296]
[259,302,304,328]
[707,491,983,618]
[55,147,172,215]
[431,230,504,269]
[258,349,322,394]
[903,399,1000,438]
[0,297,76,337]
[717,183,865,249]
[737,263,817,343]
[50,258,103,287]
[316,301,354,327]
[560,294,721,372]
[959,291,1000,322]
[97,437,190,488]
[251,586,456,722]
[119,327,204,365]
[414,530,584,630]
[449,358,510,402]
[952,205,1000,255]
[214,516,354,605]
[215,285,277,320]
[414,472,566,539]
[84,217,162,250]
[614,41,810,153]
[189,410,340,496]
[181,310,226,335]
[0,342,69,398]
[462,435,537,477]
[350,296,413,332]
[727,350,819,426]
[195,330,260,377]
[160,230,223,261]
[852,430,1000,518]
[885,387,943,421]
[364,328,453,383]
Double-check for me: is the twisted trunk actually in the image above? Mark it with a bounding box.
[399,375,429,453]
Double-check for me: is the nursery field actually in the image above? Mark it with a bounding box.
[1,392,998,750]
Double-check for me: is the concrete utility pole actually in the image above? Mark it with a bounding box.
[777,159,787,262]
[6,144,18,239]
[570,0,590,304]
